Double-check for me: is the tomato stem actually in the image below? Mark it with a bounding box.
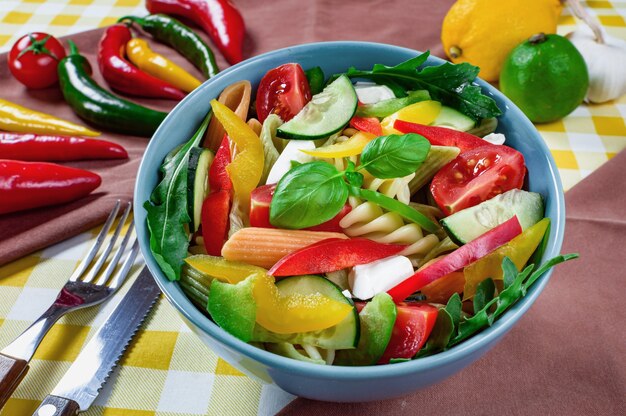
[17,33,60,60]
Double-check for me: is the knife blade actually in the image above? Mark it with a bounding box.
[32,266,161,416]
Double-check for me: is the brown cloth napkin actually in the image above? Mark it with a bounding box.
[0,0,453,265]
[279,150,626,415]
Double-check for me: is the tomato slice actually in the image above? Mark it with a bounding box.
[378,303,438,364]
[431,145,525,215]
[394,120,488,152]
[255,63,311,123]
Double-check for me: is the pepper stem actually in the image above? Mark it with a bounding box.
[67,40,79,56]
[529,33,547,45]
[118,15,144,26]
[566,0,605,44]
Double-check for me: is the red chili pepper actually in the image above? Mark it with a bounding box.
[97,24,185,100]
[0,160,101,215]
[146,0,245,64]
[387,216,523,302]
[201,190,230,255]
[268,238,407,277]
[208,135,232,191]
[0,132,128,161]
[393,120,488,152]
[350,115,383,136]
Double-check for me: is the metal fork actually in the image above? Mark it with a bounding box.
[0,200,139,407]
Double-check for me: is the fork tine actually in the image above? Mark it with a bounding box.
[82,202,132,283]
[95,218,135,286]
[69,200,121,282]
[108,238,140,290]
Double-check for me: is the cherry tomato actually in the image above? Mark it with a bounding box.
[430,145,525,215]
[8,33,66,89]
[378,303,438,364]
[256,63,311,123]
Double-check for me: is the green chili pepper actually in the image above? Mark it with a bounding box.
[119,14,219,79]
[57,41,168,137]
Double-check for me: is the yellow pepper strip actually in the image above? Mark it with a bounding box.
[185,255,266,284]
[301,132,376,158]
[463,218,550,300]
[253,274,353,334]
[381,100,442,135]
[0,98,100,137]
[126,38,202,93]
[211,99,264,216]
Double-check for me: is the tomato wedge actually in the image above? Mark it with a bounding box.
[378,303,438,364]
[394,120,488,152]
[256,63,311,123]
[431,145,525,215]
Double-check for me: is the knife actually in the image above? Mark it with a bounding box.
[32,267,161,416]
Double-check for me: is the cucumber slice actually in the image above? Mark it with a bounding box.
[432,106,476,131]
[467,117,498,137]
[409,145,461,194]
[277,75,357,140]
[187,147,214,232]
[252,275,360,350]
[441,189,544,244]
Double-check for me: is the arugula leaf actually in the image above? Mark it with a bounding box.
[270,161,348,229]
[415,307,454,358]
[343,51,502,121]
[144,113,211,281]
[359,134,431,179]
[473,278,495,313]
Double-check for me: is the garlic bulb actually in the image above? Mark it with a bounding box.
[567,25,626,103]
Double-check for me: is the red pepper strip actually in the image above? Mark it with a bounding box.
[394,120,488,152]
[268,238,407,277]
[0,133,128,162]
[209,135,232,191]
[0,160,101,215]
[146,0,245,64]
[350,116,383,136]
[201,190,230,256]
[97,24,185,100]
[387,216,523,303]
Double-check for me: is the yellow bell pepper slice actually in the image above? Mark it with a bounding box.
[126,38,202,93]
[211,99,264,215]
[0,98,100,137]
[301,132,376,158]
[463,218,550,300]
[381,100,442,135]
[253,274,352,334]
[185,255,266,284]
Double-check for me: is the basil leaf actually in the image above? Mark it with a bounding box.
[270,161,348,229]
[144,113,211,281]
[360,134,431,179]
[345,171,364,188]
[305,66,325,95]
[349,186,440,234]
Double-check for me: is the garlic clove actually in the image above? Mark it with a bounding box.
[567,25,626,103]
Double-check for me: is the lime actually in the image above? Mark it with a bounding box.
[500,33,589,123]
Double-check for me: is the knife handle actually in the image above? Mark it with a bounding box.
[33,395,80,416]
[0,352,29,408]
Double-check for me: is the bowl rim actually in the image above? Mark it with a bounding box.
[134,40,565,380]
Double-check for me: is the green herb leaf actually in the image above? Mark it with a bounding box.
[144,113,211,281]
[349,186,440,234]
[305,66,325,95]
[356,90,431,118]
[343,52,502,121]
[445,292,463,330]
[360,133,431,179]
[473,278,495,312]
[415,307,454,358]
[270,161,349,229]
[345,171,364,188]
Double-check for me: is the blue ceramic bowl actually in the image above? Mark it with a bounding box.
[134,41,565,402]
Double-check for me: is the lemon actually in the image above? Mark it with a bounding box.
[500,33,589,123]
[441,0,561,81]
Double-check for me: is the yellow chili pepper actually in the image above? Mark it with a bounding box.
[0,99,100,137]
[211,99,264,216]
[463,218,550,300]
[301,132,376,158]
[381,100,442,135]
[126,38,202,93]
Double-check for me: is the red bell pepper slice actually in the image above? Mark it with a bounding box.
[387,216,523,302]
[209,135,233,191]
[378,303,438,364]
[350,115,383,136]
[393,120,488,152]
[201,190,231,256]
[268,238,407,277]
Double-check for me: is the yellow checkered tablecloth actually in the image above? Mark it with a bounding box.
[1,1,626,415]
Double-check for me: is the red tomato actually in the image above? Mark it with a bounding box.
[430,145,525,215]
[256,63,311,123]
[8,33,66,89]
[378,303,438,364]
